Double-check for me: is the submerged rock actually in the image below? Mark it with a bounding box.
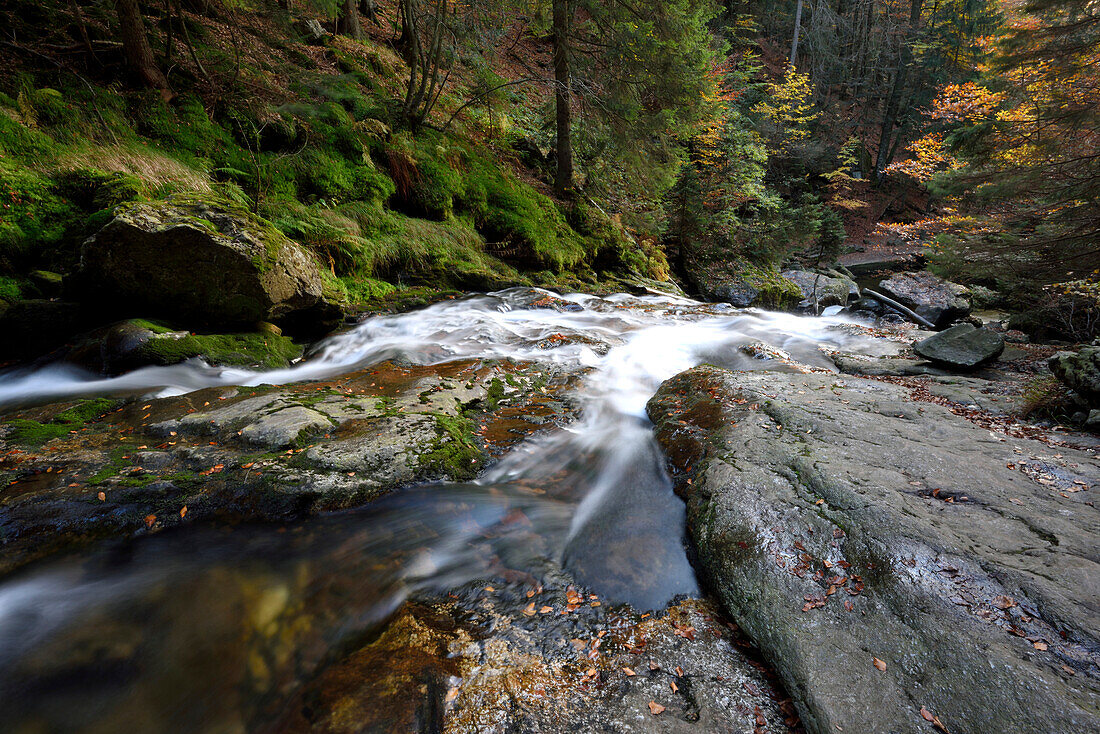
[1050,345,1100,408]
[649,365,1100,734]
[913,323,1005,369]
[878,271,971,328]
[75,199,328,330]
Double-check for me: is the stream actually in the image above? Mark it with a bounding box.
[0,288,889,732]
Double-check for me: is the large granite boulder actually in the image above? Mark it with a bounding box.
[781,270,858,310]
[75,199,327,329]
[913,323,1005,369]
[878,271,971,328]
[648,365,1100,734]
[1050,344,1100,407]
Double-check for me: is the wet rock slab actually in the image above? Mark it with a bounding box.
[0,359,581,574]
[648,366,1100,734]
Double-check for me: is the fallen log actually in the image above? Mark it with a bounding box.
[863,288,936,329]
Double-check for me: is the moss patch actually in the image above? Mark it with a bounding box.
[418,414,485,481]
[3,398,119,447]
[139,331,303,369]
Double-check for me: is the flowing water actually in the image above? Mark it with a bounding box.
[0,289,890,732]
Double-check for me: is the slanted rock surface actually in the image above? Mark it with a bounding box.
[648,365,1100,734]
[878,271,971,328]
[76,199,327,328]
[913,323,1005,368]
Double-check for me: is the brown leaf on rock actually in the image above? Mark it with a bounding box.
[872,657,887,671]
[623,667,636,677]
[921,707,935,722]
[648,701,665,715]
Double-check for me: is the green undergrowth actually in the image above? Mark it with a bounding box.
[3,398,119,447]
[0,25,660,323]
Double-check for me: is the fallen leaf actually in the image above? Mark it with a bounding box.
[993,595,1016,610]
[97,491,106,502]
[921,707,935,722]
[670,681,678,693]
[539,606,553,614]
[179,506,187,518]
[1033,641,1048,651]
[144,514,156,529]
[648,701,665,715]
[649,660,660,671]
[872,657,887,672]
[623,667,636,676]
[754,706,767,726]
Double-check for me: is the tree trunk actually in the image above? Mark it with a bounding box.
[873,0,924,182]
[552,0,573,196]
[340,0,362,40]
[115,0,171,96]
[790,0,803,66]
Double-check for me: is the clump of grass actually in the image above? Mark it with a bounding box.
[1019,375,1075,419]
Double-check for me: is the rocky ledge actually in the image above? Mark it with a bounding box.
[648,365,1100,734]
[0,358,580,574]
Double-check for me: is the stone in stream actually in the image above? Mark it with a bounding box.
[1050,344,1100,408]
[781,270,859,310]
[878,271,971,328]
[913,323,1005,369]
[648,365,1100,734]
[74,198,334,331]
[59,319,304,374]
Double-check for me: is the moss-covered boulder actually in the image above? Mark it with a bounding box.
[687,256,802,309]
[62,319,303,374]
[1050,344,1100,408]
[781,269,859,310]
[75,199,328,329]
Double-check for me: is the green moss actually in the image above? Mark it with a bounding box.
[54,168,144,211]
[0,275,22,301]
[3,398,119,447]
[0,113,54,161]
[735,257,803,309]
[139,331,304,369]
[89,447,135,484]
[0,160,78,269]
[418,414,485,481]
